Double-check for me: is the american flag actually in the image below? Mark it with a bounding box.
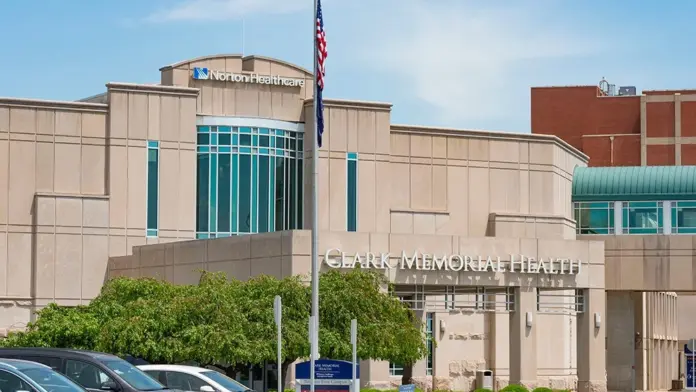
[315,0,327,148]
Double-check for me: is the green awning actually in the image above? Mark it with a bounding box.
[572,166,696,202]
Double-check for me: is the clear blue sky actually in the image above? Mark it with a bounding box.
[1,0,696,132]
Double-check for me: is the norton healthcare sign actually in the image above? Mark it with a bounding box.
[192,67,305,87]
[324,249,582,274]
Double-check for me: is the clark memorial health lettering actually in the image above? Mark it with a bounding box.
[323,249,582,274]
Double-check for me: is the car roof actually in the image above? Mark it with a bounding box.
[0,358,51,371]
[138,364,210,374]
[0,347,122,361]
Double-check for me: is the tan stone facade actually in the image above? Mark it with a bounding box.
[0,53,685,392]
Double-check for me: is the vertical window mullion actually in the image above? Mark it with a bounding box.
[146,141,159,237]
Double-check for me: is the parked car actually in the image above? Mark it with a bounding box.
[0,358,87,392]
[0,349,169,392]
[138,365,251,392]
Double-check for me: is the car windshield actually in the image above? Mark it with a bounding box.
[102,361,165,391]
[21,367,86,392]
[200,371,248,392]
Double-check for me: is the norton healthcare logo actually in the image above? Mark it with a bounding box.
[192,67,305,87]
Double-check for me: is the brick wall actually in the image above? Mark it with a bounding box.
[532,86,696,167]
[531,86,640,166]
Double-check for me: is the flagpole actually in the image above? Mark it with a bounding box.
[310,0,320,392]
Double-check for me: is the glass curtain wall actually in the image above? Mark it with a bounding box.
[196,125,304,238]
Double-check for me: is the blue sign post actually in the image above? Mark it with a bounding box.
[398,385,416,392]
[295,359,360,392]
[686,342,696,389]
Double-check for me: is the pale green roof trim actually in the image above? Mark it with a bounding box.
[572,166,696,202]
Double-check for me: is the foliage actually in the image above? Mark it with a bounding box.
[501,385,530,392]
[319,269,429,363]
[532,388,553,392]
[2,304,100,349]
[474,389,493,392]
[1,269,427,373]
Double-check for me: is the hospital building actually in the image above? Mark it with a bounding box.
[0,54,693,392]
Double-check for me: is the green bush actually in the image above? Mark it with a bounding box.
[474,388,493,392]
[500,384,530,392]
[532,388,553,392]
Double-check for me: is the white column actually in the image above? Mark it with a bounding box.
[613,201,622,234]
[663,201,672,234]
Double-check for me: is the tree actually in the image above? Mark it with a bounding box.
[95,273,252,366]
[2,304,99,349]
[318,269,429,364]
[1,269,428,384]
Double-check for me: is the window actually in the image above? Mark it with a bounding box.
[573,202,614,234]
[164,371,208,391]
[390,295,405,377]
[389,362,403,377]
[65,360,114,390]
[196,126,304,238]
[505,288,515,311]
[146,140,159,237]
[445,294,455,310]
[0,370,36,392]
[347,152,358,232]
[475,287,486,310]
[102,360,164,391]
[671,201,696,234]
[622,201,662,234]
[20,367,86,392]
[143,370,166,385]
[575,289,585,312]
[201,370,249,392]
[18,356,61,371]
[426,312,434,376]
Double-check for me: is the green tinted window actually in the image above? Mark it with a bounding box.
[672,201,696,234]
[146,142,159,237]
[195,126,304,238]
[218,154,231,232]
[347,153,358,232]
[622,201,662,234]
[196,154,210,233]
[259,156,270,233]
[573,202,613,235]
[238,154,252,233]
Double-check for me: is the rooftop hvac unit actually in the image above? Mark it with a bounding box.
[618,86,637,96]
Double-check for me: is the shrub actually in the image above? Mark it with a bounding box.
[474,388,493,392]
[532,388,553,392]
[500,384,530,392]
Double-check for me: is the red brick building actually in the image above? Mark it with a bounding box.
[531,84,696,166]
